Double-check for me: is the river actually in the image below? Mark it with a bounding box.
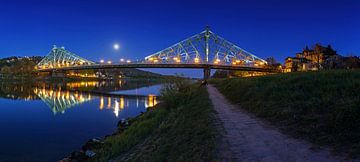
[0,79,161,161]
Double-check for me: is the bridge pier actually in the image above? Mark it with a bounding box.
[203,67,211,80]
[50,71,66,77]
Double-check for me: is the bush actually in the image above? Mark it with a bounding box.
[159,75,192,109]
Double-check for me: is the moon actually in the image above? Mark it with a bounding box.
[113,43,120,50]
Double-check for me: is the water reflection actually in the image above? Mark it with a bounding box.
[0,80,160,116]
[0,79,162,161]
[0,82,39,100]
[146,94,158,108]
[33,87,158,116]
[34,88,93,114]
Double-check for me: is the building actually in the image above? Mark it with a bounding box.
[284,57,311,72]
[284,44,337,72]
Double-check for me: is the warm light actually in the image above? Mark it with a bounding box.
[126,60,131,63]
[100,59,104,63]
[232,62,237,65]
[120,97,124,109]
[173,57,181,63]
[100,96,104,110]
[148,57,154,61]
[57,91,61,98]
[79,94,84,102]
[236,60,241,63]
[216,59,220,62]
[146,94,157,108]
[107,97,111,108]
[194,58,200,63]
[154,59,159,63]
[107,61,112,64]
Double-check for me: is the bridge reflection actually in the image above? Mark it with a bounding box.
[0,80,160,116]
[34,88,92,114]
[33,87,158,116]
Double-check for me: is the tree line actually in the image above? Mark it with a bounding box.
[0,56,43,76]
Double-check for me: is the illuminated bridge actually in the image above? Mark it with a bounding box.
[35,27,277,79]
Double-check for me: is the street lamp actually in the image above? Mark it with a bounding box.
[194,58,200,63]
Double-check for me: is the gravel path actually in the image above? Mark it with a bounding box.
[207,85,342,162]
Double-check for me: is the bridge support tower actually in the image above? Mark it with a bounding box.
[203,67,211,80]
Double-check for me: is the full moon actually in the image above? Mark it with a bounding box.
[113,43,120,50]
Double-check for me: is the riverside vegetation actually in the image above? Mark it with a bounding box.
[68,78,217,161]
[211,70,360,158]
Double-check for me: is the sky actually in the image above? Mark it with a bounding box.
[0,0,359,77]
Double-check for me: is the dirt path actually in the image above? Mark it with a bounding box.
[207,85,341,162]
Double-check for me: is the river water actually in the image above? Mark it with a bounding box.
[0,79,161,161]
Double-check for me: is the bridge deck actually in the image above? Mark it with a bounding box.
[35,63,278,73]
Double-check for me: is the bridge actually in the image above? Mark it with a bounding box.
[35,27,276,79]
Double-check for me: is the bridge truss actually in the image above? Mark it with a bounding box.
[36,46,94,69]
[34,28,274,79]
[145,27,267,66]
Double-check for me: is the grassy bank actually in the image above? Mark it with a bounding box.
[211,70,360,157]
[83,81,216,161]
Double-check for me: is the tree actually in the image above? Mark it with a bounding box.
[345,55,360,69]
[265,57,277,65]
[1,66,11,74]
[265,57,282,69]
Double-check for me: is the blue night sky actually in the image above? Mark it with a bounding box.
[0,0,359,76]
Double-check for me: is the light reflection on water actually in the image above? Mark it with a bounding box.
[0,80,161,162]
[33,87,157,116]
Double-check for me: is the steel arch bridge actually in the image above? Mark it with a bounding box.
[35,27,276,79]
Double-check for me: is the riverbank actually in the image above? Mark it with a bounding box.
[211,70,360,158]
[0,75,167,82]
[64,80,217,161]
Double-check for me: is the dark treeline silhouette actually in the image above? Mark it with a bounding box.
[0,56,43,76]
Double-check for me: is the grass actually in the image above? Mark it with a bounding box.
[89,107,168,161]
[88,80,217,161]
[211,70,360,157]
